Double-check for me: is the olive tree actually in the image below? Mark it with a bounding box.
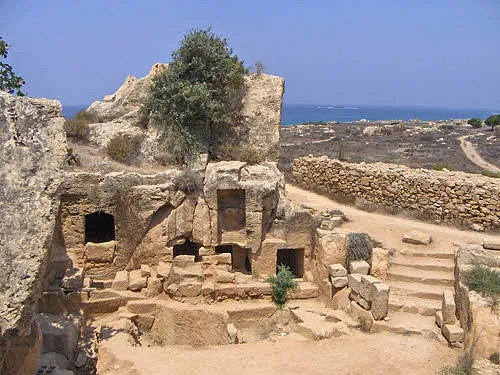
[485,114,500,130]
[0,37,25,96]
[143,28,248,165]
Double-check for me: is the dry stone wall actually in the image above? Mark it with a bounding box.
[293,156,500,231]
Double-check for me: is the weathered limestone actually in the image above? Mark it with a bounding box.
[483,238,500,250]
[128,270,147,291]
[241,74,285,161]
[442,290,457,324]
[328,263,347,277]
[349,260,370,275]
[293,156,500,231]
[348,273,389,320]
[0,92,66,374]
[112,271,129,291]
[402,230,431,245]
[441,323,465,344]
[370,248,390,280]
[330,276,348,288]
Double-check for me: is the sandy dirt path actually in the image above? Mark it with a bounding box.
[458,135,500,173]
[99,331,458,375]
[286,184,499,251]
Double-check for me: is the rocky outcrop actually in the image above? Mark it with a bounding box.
[86,63,167,121]
[241,74,284,161]
[82,67,284,165]
[0,91,66,374]
[293,156,500,231]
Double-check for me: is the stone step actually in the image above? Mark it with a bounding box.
[372,311,438,337]
[289,282,320,299]
[389,294,441,316]
[390,256,454,272]
[388,280,453,300]
[400,249,454,260]
[387,265,454,287]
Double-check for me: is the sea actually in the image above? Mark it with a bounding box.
[62,104,499,126]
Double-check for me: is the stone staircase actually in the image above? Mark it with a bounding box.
[374,244,455,336]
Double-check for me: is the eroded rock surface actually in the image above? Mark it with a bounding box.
[0,91,66,374]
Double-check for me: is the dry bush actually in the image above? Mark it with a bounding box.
[173,169,202,195]
[64,111,95,142]
[346,233,373,265]
[105,133,143,165]
[215,143,265,165]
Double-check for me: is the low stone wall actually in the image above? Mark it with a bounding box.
[292,156,500,231]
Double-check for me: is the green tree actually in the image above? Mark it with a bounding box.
[267,265,298,308]
[485,114,500,130]
[0,37,25,96]
[467,118,482,129]
[143,28,248,165]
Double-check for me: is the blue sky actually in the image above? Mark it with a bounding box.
[1,0,499,108]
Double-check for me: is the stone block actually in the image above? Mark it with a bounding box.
[173,255,196,267]
[128,269,147,291]
[216,284,237,297]
[126,300,157,314]
[359,274,381,302]
[350,291,371,310]
[146,277,163,298]
[140,264,151,277]
[349,260,370,275]
[156,261,172,279]
[331,276,348,288]
[84,241,116,263]
[442,324,464,343]
[216,270,235,283]
[402,230,431,245]
[328,263,347,277]
[61,267,84,290]
[371,282,389,320]
[483,238,500,250]
[333,287,351,310]
[37,313,81,360]
[435,311,443,328]
[227,323,238,344]
[320,217,342,230]
[349,300,374,331]
[213,253,232,265]
[370,247,390,280]
[198,246,214,256]
[442,290,457,324]
[202,282,215,296]
[136,314,155,330]
[112,270,129,291]
[303,270,314,282]
[165,283,178,295]
[347,274,362,294]
[178,281,202,297]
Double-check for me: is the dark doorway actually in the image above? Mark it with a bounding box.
[276,249,304,278]
[173,240,201,261]
[215,245,252,273]
[85,212,115,244]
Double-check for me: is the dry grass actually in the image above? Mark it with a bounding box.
[105,133,144,165]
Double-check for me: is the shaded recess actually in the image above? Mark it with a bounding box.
[276,248,304,278]
[217,189,246,233]
[173,240,201,261]
[84,212,115,244]
[215,244,252,274]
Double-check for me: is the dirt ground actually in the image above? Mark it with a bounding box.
[279,120,500,178]
[98,330,458,375]
[286,184,499,251]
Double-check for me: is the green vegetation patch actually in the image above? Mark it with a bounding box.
[268,265,298,308]
[464,265,500,308]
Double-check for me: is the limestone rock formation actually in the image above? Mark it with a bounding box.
[86,63,167,121]
[0,91,66,374]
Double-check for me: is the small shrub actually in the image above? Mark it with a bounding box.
[489,352,500,365]
[441,124,454,131]
[464,265,500,309]
[64,110,96,142]
[433,162,452,171]
[173,169,202,195]
[481,170,500,178]
[440,345,476,375]
[327,209,349,221]
[65,147,79,166]
[105,133,143,164]
[215,143,265,165]
[267,265,298,308]
[254,61,265,74]
[467,118,483,128]
[346,233,373,265]
[485,114,500,130]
